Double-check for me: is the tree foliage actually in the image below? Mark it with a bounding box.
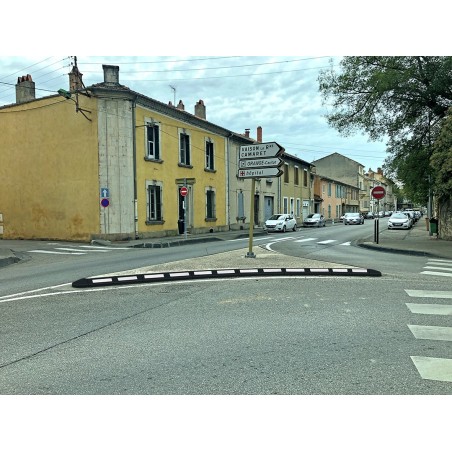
[431,108,452,200]
[318,57,452,202]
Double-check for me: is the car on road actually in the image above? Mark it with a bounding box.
[264,214,297,233]
[388,212,412,229]
[364,212,374,219]
[343,212,364,225]
[303,213,326,228]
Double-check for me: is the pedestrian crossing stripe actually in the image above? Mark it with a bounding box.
[410,356,452,383]
[406,289,452,382]
[28,246,131,255]
[406,303,452,315]
[421,258,452,278]
[408,324,452,341]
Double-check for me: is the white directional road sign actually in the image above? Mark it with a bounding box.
[239,142,284,159]
[239,157,283,169]
[238,167,283,178]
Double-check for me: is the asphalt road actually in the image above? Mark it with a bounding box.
[1,224,452,395]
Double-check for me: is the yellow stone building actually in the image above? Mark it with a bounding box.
[0,65,252,241]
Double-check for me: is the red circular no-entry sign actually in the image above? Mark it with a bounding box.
[371,186,386,199]
[180,186,188,197]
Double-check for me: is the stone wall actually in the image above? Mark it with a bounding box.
[438,197,452,240]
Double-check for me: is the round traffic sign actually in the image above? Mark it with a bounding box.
[371,186,386,199]
[180,186,188,197]
[101,198,110,208]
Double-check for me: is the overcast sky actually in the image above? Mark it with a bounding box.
[0,55,394,172]
[1,3,446,178]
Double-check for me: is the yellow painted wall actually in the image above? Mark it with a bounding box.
[135,107,227,236]
[0,96,100,240]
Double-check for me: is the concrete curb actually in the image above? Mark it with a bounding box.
[72,267,382,288]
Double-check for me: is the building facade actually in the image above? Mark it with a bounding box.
[0,65,253,241]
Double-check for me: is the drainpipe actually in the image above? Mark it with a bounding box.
[226,133,234,230]
[132,95,138,239]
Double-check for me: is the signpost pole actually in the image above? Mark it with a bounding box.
[246,178,256,258]
[184,178,187,240]
[376,200,380,244]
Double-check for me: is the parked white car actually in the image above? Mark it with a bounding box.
[388,212,412,229]
[264,214,297,233]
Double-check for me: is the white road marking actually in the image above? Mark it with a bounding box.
[421,271,452,278]
[317,240,336,244]
[405,290,452,299]
[340,242,351,246]
[406,303,452,315]
[295,238,316,243]
[410,356,452,382]
[408,324,452,341]
[423,266,452,272]
[28,250,85,255]
[55,247,110,253]
[427,259,452,265]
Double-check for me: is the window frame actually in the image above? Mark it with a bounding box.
[146,180,164,224]
[179,129,191,167]
[205,138,215,171]
[144,119,161,161]
[206,187,216,221]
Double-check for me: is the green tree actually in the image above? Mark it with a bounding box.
[318,57,452,201]
[431,108,452,200]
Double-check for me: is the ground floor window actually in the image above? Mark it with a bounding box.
[146,182,163,222]
[206,188,216,220]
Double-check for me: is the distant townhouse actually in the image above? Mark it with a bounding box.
[312,152,367,212]
[280,153,315,222]
[317,175,359,220]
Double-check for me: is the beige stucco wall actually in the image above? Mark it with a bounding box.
[134,106,228,237]
[0,96,100,240]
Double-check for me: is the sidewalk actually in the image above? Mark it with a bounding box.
[1,220,451,268]
[358,219,452,259]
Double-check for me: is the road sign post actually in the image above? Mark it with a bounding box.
[371,186,386,244]
[180,184,188,239]
[239,142,285,258]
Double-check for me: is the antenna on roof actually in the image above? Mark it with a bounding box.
[169,85,176,106]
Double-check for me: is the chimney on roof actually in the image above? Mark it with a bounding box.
[194,99,206,119]
[244,128,250,138]
[15,74,35,103]
[257,126,262,143]
[69,65,84,91]
[103,65,120,85]
[377,167,383,175]
[176,100,185,111]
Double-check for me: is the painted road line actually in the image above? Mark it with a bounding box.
[28,250,85,255]
[55,247,110,253]
[408,324,452,342]
[340,242,351,246]
[423,266,452,272]
[295,238,316,243]
[79,245,132,250]
[405,290,452,299]
[406,303,452,315]
[317,240,336,244]
[410,356,452,382]
[427,259,452,265]
[421,271,452,278]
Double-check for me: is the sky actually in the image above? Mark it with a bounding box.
[1,55,391,171]
[1,2,447,179]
